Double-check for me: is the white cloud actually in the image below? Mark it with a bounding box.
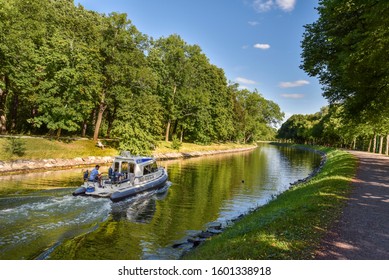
[279,80,309,88]
[281,93,304,99]
[248,21,259,26]
[236,77,257,85]
[253,0,273,12]
[276,0,296,12]
[254,43,271,50]
[253,0,296,13]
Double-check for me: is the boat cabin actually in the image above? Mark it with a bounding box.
[109,152,159,183]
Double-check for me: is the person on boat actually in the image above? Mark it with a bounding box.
[89,165,102,184]
[108,166,114,180]
[83,170,89,181]
[113,168,123,182]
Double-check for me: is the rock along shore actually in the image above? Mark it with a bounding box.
[0,146,257,175]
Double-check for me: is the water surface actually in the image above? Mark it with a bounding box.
[0,144,321,259]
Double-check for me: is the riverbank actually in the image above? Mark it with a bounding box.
[183,145,357,259]
[0,138,257,175]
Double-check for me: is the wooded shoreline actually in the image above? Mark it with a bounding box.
[0,145,257,175]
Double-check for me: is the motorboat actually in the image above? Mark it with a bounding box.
[73,151,168,202]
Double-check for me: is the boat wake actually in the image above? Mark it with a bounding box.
[0,195,111,259]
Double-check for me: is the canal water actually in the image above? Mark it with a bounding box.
[0,144,321,260]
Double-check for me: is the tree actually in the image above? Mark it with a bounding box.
[0,0,285,150]
[301,0,389,121]
[111,93,163,155]
[93,12,148,141]
[231,86,283,143]
[148,34,189,142]
[0,0,48,133]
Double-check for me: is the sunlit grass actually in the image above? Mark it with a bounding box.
[183,146,357,259]
[154,141,254,154]
[0,137,255,161]
[0,137,117,160]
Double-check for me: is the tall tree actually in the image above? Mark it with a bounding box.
[301,0,389,120]
[0,0,48,133]
[149,34,189,141]
[94,12,148,141]
[27,1,103,137]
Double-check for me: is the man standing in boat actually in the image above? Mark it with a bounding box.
[89,165,102,186]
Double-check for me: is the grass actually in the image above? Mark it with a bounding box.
[0,137,117,161]
[183,146,357,259]
[154,141,255,154]
[0,137,254,161]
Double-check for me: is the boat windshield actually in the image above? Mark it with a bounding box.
[143,162,158,175]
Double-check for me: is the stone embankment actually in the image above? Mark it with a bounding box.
[0,156,115,174]
[153,146,257,160]
[0,146,257,175]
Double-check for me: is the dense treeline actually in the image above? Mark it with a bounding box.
[279,0,389,154]
[277,105,389,154]
[0,0,283,154]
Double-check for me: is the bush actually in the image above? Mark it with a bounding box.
[4,137,27,157]
[171,135,182,151]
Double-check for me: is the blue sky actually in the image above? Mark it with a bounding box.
[75,0,327,118]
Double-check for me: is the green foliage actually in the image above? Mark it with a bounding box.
[112,93,163,156]
[171,135,182,151]
[0,0,284,152]
[3,137,26,157]
[278,104,389,152]
[301,0,389,125]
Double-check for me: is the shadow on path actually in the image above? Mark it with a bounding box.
[316,150,389,259]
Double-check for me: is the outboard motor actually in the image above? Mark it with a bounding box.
[73,186,86,196]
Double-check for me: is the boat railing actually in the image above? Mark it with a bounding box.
[134,168,164,184]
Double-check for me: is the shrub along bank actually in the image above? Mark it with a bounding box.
[183,146,357,259]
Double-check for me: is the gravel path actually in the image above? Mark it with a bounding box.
[316,150,389,259]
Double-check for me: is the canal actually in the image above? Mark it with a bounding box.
[0,144,321,259]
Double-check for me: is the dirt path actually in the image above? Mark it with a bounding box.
[316,150,389,259]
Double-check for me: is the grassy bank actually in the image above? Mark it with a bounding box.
[0,137,254,161]
[183,146,357,259]
[0,137,117,160]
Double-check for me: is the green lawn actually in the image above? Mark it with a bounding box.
[0,137,117,161]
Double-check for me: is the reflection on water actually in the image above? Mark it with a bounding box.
[0,144,321,260]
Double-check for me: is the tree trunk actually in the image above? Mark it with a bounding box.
[372,134,377,153]
[81,121,87,137]
[106,106,117,139]
[0,75,9,134]
[386,135,389,156]
[245,134,252,143]
[56,127,62,139]
[368,138,372,152]
[93,92,107,141]
[165,84,177,142]
[165,119,171,142]
[10,92,18,132]
[379,135,384,154]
